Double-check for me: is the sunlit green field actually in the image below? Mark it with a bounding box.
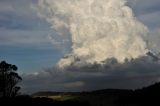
[34,95,78,101]
[33,94,118,106]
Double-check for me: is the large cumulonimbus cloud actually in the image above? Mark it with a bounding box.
[37,0,149,68]
[20,0,160,93]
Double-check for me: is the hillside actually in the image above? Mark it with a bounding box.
[32,82,160,106]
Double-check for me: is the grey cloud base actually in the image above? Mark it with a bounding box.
[21,55,160,93]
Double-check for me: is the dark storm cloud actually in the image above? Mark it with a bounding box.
[21,54,160,93]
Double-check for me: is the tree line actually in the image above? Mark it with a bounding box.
[0,61,22,98]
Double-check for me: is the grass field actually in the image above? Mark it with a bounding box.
[34,95,78,101]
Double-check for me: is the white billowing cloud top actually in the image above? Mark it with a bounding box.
[37,0,148,68]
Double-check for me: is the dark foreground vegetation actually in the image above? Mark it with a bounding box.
[0,96,90,106]
[0,82,160,106]
[0,61,22,98]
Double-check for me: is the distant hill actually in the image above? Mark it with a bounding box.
[118,82,160,105]
[32,91,63,96]
[32,89,132,96]
[33,82,160,96]
[32,82,160,106]
[136,82,160,92]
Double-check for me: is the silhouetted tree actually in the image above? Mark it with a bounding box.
[0,61,22,98]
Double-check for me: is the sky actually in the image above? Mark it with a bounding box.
[0,0,160,93]
[0,0,71,74]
